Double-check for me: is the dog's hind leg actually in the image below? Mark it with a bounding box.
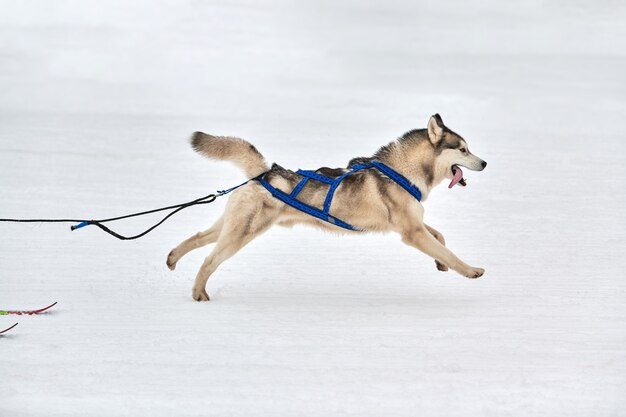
[166,216,224,271]
[425,224,448,272]
[191,199,279,301]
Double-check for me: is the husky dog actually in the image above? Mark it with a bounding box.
[167,114,487,301]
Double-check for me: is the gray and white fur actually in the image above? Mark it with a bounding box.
[168,114,487,301]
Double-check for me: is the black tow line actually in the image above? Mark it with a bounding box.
[0,179,251,240]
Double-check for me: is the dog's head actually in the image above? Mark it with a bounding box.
[427,114,487,189]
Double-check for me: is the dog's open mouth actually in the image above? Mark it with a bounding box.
[449,165,467,189]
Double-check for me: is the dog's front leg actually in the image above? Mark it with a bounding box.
[401,226,484,279]
[425,224,448,272]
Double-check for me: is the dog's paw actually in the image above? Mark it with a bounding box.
[435,260,449,272]
[192,288,210,302]
[166,250,178,271]
[464,267,485,279]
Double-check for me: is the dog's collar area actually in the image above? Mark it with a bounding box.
[254,161,421,231]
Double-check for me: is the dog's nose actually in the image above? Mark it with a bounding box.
[481,160,487,168]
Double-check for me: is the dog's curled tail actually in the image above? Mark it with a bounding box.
[190,132,269,178]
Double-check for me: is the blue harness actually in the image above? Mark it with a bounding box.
[253,161,422,231]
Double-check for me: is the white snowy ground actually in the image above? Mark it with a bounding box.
[1,1,625,416]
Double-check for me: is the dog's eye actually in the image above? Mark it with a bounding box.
[459,148,467,153]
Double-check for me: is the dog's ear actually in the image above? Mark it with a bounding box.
[427,114,445,145]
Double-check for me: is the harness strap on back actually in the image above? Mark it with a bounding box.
[290,177,309,198]
[255,178,359,230]
[295,170,335,184]
[254,161,421,231]
[323,164,368,214]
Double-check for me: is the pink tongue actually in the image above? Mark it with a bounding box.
[448,165,464,189]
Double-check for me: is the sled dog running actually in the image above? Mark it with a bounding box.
[167,114,487,301]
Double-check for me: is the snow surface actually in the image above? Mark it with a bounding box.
[1,1,625,416]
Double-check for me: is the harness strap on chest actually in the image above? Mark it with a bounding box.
[254,161,421,231]
[367,161,422,201]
